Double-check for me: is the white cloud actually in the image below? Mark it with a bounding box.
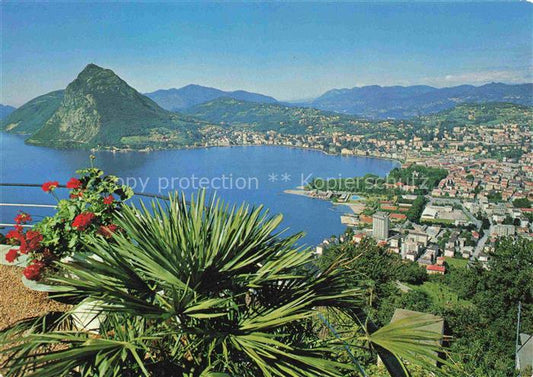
[425,69,532,87]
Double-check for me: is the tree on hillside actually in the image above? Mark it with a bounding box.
[437,237,533,376]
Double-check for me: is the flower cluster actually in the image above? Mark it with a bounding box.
[6,211,43,257]
[5,166,133,281]
[103,195,114,205]
[5,213,45,279]
[72,212,96,231]
[41,181,59,192]
[23,260,45,281]
[7,227,44,255]
[66,177,82,189]
[5,248,19,264]
[14,212,32,224]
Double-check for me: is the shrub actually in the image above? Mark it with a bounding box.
[5,167,132,280]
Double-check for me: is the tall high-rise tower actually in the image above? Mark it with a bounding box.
[372,212,389,240]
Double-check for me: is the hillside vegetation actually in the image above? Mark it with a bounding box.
[1,90,64,135]
[418,102,533,127]
[185,97,371,134]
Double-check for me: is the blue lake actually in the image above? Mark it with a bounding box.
[0,133,399,246]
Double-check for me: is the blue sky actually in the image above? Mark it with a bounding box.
[1,1,532,106]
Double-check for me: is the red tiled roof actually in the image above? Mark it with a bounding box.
[360,215,373,224]
[390,213,407,220]
[427,265,446,273]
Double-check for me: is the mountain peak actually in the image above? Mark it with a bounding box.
[79,63,107,75]
[84,63,102,69]
[69,64,131,96]
[22,64,197,148]
[145,85,277,111]
[181,84,208,90]
[75,63,121,84]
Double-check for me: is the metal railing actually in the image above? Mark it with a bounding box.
[0,183,170,228]
[0,183,169,200]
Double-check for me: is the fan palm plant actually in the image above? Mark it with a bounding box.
[0,192,449,377]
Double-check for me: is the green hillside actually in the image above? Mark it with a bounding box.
[1,90,64,135]
[25,64,207,149]
[420,102,533,127]
[187,99,532,148]
[185,97,370,134]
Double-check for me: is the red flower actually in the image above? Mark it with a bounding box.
[103,195,114,205]
[66,177,82,189]
[21,230,43,254]
[6,229,21,240]
[42,181,59,192]
[14,212,32,224]
[72,212,96,231]
[5,249,18,263]
[70,191,84,199]
[23,260,45,281]
[98,224,118,238]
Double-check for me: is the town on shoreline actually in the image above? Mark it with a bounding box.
[285,144,532,275]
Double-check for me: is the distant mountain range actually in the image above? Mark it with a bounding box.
[2,62,532,150]
[0,104,16,120]
[2,64,208,149]
[144,85,277,111]
[144,82,532,119]
[304,83,533,118]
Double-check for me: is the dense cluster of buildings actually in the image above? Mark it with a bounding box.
[203,107,532,273]
[202,110,532,165]
[316,150,532,272]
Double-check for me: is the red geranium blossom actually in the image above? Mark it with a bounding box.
[14,212,32,224]
[72,212,96,230]
[42,181,59,192]
[66,177,82,189]
[6,226,24,247]
[5,249,18,263]
[23,260,45,281]
[98,224,118,238]
[6,228,22,241]
[103,195,114,205]
[20,230,43,254]
[70,191,84,199]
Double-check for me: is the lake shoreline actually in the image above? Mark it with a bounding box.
[1,132,399,246]
[89,143,403,166]
[2,132,403,167]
